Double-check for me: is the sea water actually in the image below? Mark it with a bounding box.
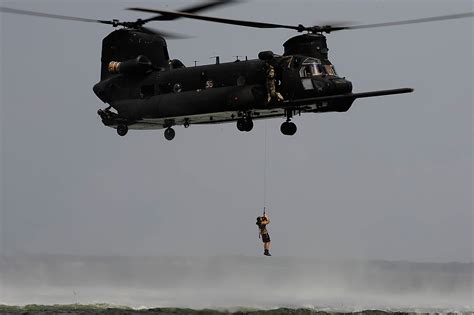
[1,255,472,314]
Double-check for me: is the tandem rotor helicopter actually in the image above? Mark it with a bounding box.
[1,2,473,140]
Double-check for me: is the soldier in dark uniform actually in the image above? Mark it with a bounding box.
[256,213,271,256]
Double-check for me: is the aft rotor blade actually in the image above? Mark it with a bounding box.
[332,12,474,31]
[146,0,239,22]
[0,6,113,25]
[128,7,304,31]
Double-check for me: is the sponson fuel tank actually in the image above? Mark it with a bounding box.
[110,85,266,120]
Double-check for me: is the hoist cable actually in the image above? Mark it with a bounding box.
[263,121,267,208]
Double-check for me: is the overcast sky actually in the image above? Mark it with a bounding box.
[0,0,472,262]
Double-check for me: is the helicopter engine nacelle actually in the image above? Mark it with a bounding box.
[108,55,153,75]
[258,51,275,61]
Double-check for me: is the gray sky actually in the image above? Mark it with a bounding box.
[0,0,472,262]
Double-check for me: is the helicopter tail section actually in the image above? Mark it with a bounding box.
[100,29,170,80]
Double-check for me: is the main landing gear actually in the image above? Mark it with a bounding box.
[117,124,176,141]
[235,111,297,136]
[236,116,253,132]
[280,109,297,136]
[280,121,297,135]
[117,124,128,137]
[164,127,175,141]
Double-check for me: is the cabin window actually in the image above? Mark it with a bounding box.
[173,83,182,93]
[301,78,314,90]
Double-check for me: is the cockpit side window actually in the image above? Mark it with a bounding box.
[324,64,337,76]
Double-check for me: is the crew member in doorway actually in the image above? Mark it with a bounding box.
[256,213,271,256]
[266,64,283,104]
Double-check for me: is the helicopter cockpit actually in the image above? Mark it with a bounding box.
[298,57,337,77]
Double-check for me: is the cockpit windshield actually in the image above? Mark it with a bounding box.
[298,58,337,77]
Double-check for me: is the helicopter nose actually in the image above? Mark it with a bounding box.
[331,77,352,94]
[313,77,352,95]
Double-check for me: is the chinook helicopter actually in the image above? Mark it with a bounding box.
[1,2,473,140]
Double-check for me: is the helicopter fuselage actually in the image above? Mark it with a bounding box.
[95,56,354,128]
[93,30,355,128]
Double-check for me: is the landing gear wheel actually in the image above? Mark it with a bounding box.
[237,117,253,132]
[280,121,297,136]
[288,122,297,135]
[280,122,289,135]
[237,118,246,131]
[164,127,175,141]
[244,118,253,132]
[117,124,128,137]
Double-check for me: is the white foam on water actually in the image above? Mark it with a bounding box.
[1,255,472,312]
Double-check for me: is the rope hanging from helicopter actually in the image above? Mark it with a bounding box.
[262,120,268,212]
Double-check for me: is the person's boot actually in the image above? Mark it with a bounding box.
[264,249,271,256]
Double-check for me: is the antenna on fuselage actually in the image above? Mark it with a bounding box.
[210,56,220,65]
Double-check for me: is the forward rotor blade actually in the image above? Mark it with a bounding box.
[328,12,474,32]
[140,26,191,39]
[0,6,113,25]
[147,0,238,22]
[128,7,303,31]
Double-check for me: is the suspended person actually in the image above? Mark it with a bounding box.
[256,212,271,256]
